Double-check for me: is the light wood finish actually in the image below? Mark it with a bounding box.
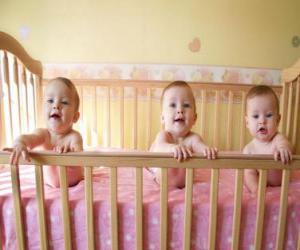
[22,66,29,131]
[0,31,43,75]
[146,88,152,149]
[208,169,219,250]
[292,78,300,148]
[282,58,300,83]
[226,91,233,150]
[35,165,48,250]
[183,168,194,250]
[213,90,220,147]
[92,86,98,146]
[135,168,143,250]
[35,75,43,128]
[59,166,72,250]
[13,56,22,132]
[106,87,111,147]
[254,169,267,250]
[84,166,95,250]
[120,87,124,148]
[3,51,13,143]
[1,152,300,170]
[160,168,168,250]
[240,92,246,150]
[231,169,244,250]
[30,73,37,127]
[275,170,290,250]
[286,82,294,140]
[10,164,25,250]
[200,90,206,137]
[280,82,289,134]
[110,168,118,250]
[133,87,138,149]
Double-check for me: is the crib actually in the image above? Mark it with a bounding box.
[1,31,300,250]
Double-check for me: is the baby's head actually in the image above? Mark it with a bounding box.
[44,77,80,133]
[161,81,197,137]
[245,85,280,142]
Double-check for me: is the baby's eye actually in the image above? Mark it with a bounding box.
[61,101,69,105]
[169,103,176,108]
[252,114,259,119]
[266,113,273,118]
[183,103,191,108]
[47,99,53,104]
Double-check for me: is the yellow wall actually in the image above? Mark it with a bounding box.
[0,0,299,68]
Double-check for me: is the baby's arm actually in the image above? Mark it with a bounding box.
[243,144,258,194]
[54,130,83,153]
[191,134,217,159]
[150,131,192,162]
[4,128,48,164]
[273,133,292,164]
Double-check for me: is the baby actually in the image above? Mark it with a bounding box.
[4,77,83,187]
[150,81,217,188]
[243,85,292,194]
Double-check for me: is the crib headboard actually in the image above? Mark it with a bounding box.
[0,31,43,148]
[1,31,300,153]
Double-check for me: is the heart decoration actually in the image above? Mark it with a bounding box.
[188,37,201,52]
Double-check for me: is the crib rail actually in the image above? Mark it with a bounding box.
[0,151,300,250]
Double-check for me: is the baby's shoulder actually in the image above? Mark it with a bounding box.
[243,141,255,154]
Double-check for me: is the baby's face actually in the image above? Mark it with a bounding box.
[161,86,197,138]
[246,94,280,142]
[44,80,79,134]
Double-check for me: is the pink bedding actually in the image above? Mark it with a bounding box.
[0,166,299,250]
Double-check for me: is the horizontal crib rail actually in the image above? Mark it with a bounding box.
[1,151,300,170]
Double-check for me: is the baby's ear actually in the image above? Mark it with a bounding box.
[73,111,80,123]
[245,115,249,127]
[160,114,164,123]
[277,114,281,124]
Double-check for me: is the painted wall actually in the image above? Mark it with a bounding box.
[0,0,299,68]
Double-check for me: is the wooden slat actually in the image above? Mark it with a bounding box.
[21,67,29,132]
[35,165,48,250]
[275,169,290,250]
[0,53,4,149]
[239,92,246,150]
[231,169,244,250]
[59,166,72,250]
[120,87,124,148]
[110,168,118,250]
[135,167,143,250]
[160,168,168,250]
[3,51,13,143]
[292,79,300,148]
[146,88,152,149]
[30,73,37,127]
[200,90,206,137]
[208,169,219,250]
[107,87,111,147]
[183,168,194,250]
[279,82,289,134]
[226,91,233,150]
[286,82,293,140]
[254,169,267,249]
[35,75,43,128]
[85,166,95,250]
[133,87,138,149]
[213,90,220,147]
[10,164,25,250]
[92,86,98,146]
[13,57,22,133]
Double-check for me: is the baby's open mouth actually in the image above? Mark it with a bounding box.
[50,114,61,119]
[174,118,184,122]
[257,127,267,134]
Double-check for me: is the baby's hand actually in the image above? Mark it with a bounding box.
[274,147,292,164]
[54,142,81,153]
[172,144,192,162]
[3,142,30,165]
[202,147,218,159]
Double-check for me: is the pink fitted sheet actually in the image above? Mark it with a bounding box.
[0,165,299,250]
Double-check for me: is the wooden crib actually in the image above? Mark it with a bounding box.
[1,31,300,250]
